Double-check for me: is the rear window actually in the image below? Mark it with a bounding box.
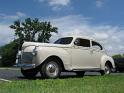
[74,38,90,47]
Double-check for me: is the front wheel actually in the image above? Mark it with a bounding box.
[21,68,38,78]
[40,59,61,79]
[100,63,111,75]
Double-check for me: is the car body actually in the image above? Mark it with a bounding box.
[114,58,124,72]
[16,36,115,78]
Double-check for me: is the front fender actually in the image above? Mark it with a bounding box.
[34,47,72,70]
[100,55,115,70]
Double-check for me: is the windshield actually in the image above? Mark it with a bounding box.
[54,37,73,44]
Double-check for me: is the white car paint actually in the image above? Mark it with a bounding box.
[19,36,115,72]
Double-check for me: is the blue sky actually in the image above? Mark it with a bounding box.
[1,0,124,26]
[0,0,124,55]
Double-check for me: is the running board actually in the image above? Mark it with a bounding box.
[72,68,101,72]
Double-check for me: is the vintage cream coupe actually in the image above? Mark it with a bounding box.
[16,36,115,78]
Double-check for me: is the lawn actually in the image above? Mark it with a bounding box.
[0,75,124,93]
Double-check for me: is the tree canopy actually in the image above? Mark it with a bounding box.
[112,54,124,59]
[10,18,58,49]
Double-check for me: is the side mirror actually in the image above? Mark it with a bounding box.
[92,46,101,51]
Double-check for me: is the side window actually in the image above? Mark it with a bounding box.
[74,38,90,47]
[92,41,103,50]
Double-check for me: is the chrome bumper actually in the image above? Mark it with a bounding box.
[15,63,35,69]
[16,64,35,68]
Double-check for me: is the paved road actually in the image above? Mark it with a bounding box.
[0,68,124,80]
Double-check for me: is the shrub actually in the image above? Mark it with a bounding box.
[0,41,18,67]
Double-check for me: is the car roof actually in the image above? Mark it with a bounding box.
[62,35,96,41]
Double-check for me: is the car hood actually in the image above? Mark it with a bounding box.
[22,41,71,48]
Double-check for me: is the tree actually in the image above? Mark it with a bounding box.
[10,18,58,49]
[0,41,18,66]
[21,18,40,42]
[112,54,124,59]
[37,22,58,42]
[10,20,24,49]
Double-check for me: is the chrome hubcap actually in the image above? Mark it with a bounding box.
[46,62,59,77]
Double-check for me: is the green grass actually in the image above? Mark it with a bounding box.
[0,75,124,93]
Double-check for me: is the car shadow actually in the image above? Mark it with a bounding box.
[17,76,42,80]
[17,72,100,80]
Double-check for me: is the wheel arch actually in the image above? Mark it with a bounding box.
[105,60,113,69]
[100,55,115,70]
[36,47,72,71]
[38,55,65,71]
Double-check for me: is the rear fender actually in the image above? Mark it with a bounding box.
[100,55,115,70]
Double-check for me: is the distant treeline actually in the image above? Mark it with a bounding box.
[112,54,124,59]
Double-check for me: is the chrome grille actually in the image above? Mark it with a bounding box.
[21,52,33,64]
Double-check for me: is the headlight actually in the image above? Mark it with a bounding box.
[32,46,37,56]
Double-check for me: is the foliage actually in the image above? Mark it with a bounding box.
[0,41,18,67]
[0,18,58,67]
[10,18,58,49]
[112,54,124,59]
[0,75,124,93]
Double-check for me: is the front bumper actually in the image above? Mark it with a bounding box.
[15,63,36,69]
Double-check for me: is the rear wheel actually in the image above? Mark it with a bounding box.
[100,63,111,75]
[76,71,85,77]
[21,68,38,78]
[40,59,61,79]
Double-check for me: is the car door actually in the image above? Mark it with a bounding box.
[91,41,104,68]
[71,38,92,69]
